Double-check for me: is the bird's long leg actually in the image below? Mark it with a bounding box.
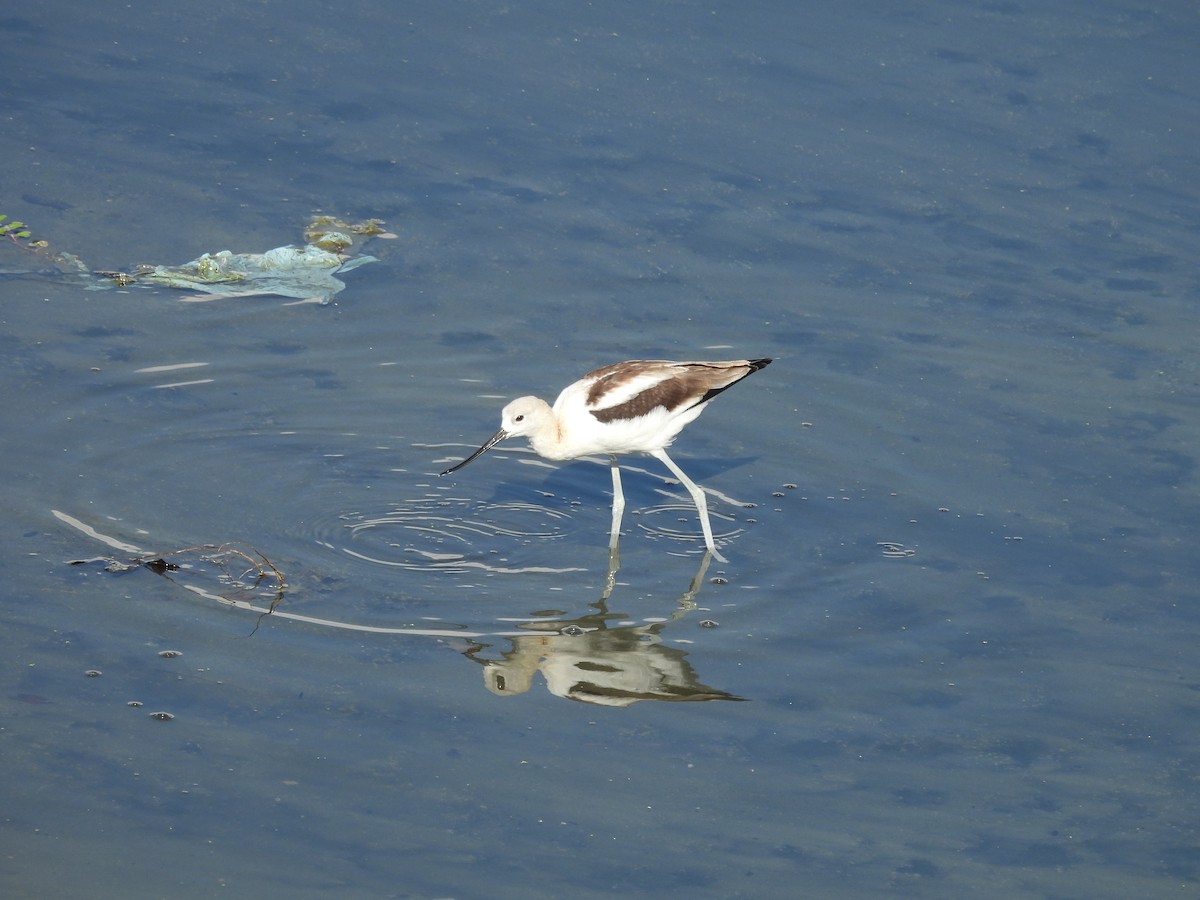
[651,449,727,562]
[604,544,620,597]
[608,455,625,551]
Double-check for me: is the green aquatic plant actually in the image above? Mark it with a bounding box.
[0,214,33,241]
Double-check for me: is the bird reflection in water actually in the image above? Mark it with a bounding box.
[462,551,744,706]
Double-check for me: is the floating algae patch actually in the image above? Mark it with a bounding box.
[2,211,389,305]
[131,241,377,304]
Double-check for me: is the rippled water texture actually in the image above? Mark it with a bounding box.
[3,1,1198,898]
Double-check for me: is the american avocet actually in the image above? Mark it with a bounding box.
[440,358,773,558]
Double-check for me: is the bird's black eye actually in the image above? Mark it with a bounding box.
[514,414,524,422]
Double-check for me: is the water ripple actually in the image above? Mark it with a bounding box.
[330,495,586,574]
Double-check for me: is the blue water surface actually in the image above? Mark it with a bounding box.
[2,1,1197,898]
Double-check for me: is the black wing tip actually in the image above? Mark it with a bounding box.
[749,357,773,371]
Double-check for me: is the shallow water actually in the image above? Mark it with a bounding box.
[3,1,1198,898]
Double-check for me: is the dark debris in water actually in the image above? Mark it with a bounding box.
[67,543,287,634]
[67,555,178,575]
